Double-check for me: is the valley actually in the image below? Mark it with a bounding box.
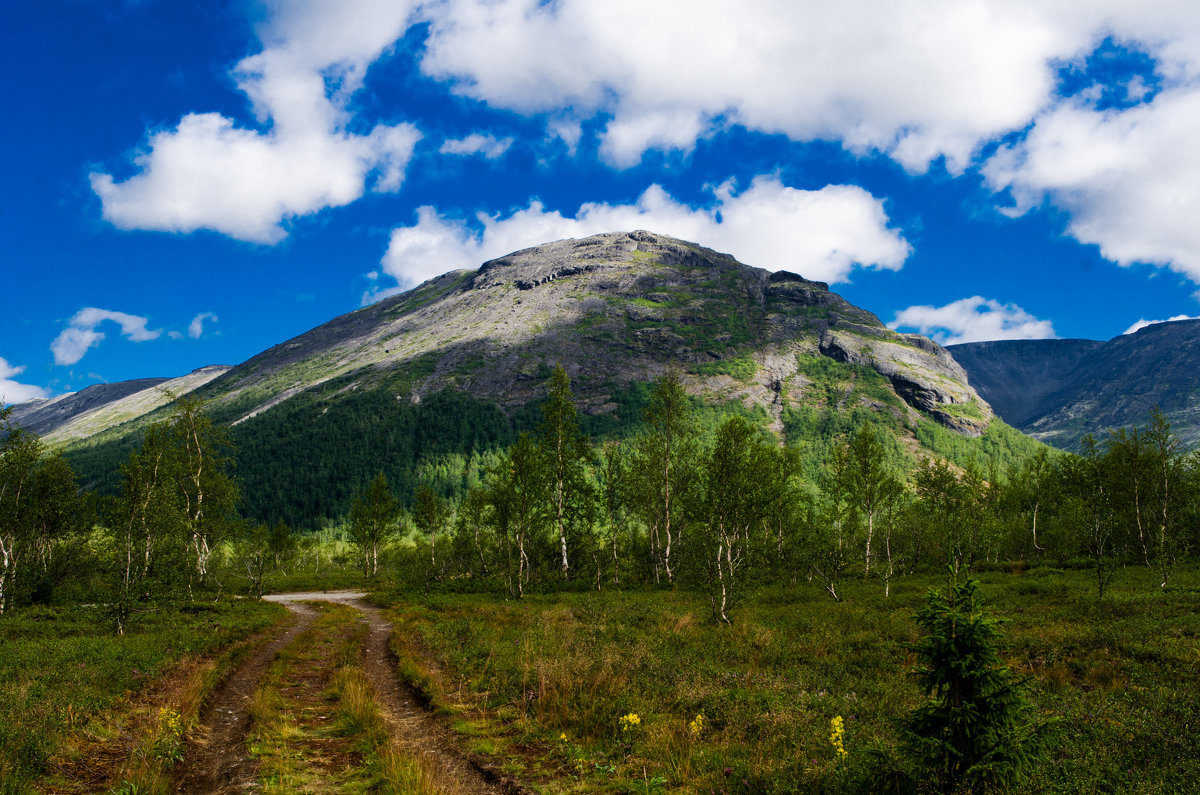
[4,233,1200,794]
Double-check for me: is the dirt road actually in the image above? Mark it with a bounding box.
[174,591,519,794]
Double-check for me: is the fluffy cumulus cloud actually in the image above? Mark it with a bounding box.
[0,357,48,405]
[984,87,1200,281]
[1123,314,1200,335]
[418,1,1200,165]
[418,0,1072,171]
[91,0,422,243]
[88,0,1200,284]
[439,133,514,159]
[50,308,162,366]
[416,0,1200,277]
[888,296,1057,345]
[371,175,909,297]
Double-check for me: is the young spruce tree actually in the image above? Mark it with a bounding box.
[901,573,1047,793]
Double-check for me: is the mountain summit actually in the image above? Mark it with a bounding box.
[207,230,992,435]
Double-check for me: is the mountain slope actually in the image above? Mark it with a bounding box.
[10,367,229,442]
[203,230,993,435]
[950,319,1200,449]
[49,231,1028,526]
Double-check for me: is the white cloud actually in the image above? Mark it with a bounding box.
[888,296,1057,345]
[188,312,218,339]
[84,0,1200,285]
[51,308,162,366]
[985,87,1200,280]
[412,1,1200,278]
[91,0,422,243]
[372,175,909,297]
[415,2,1200,168]
[1123,314,1200,335]
[439,133,514,159]
[418,0,1087,171]
[0,357,48,405]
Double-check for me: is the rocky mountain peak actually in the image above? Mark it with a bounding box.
[206,230,992,436]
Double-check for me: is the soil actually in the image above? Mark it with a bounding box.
[173,591,523,795]
[352,598,526,795]
[174,600,318,794]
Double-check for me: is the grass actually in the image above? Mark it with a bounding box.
[0,598,285,794]
[247,603,438,794]
[379,566,1200,793]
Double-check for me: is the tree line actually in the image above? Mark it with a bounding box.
[346,367,1200,621]
[0,398,291,631]
[3,367,1199,629]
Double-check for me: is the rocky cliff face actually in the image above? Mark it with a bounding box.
[821,327,992,434]
[949,319,1200,449]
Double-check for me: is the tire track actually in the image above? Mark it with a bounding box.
[174,600,318,794]
[239,591,526,795]
[351,597,525,795]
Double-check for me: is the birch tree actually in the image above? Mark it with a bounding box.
[629,371,697,584]
[412,481,450,580]
[537,366,594,580]
[170,396,238,588]
[108,422,187,634]
[694,416,789,623]
[485,433,545,598]
[598,441,629,588]
[1067,435,1117,598]
[348,472,400,578]
[1009,447,1057,557]
[846,425,901,578]
[1143,408,1185,588]
[0,410,41,613]
[811,442,858,601]
[914,458,971,573]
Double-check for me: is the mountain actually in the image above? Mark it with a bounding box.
[36,231,1030,527]
[206,230,993,433]
[949,319,1200,450]
[9,367,228,441]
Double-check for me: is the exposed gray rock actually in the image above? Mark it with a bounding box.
[36,231,998,445]
[820,328,992,436]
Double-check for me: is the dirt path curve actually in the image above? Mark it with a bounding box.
[253,592,523,795]
[174,597,322,794]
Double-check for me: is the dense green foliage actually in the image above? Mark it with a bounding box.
[7,360,1200,792]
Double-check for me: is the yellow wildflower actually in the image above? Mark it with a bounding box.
[689,713,705,737]
[619,712,641,731]
[829,715,847,760]
[158,707,184,738]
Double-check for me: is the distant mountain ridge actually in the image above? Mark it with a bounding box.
[949,319,1200,450]
[9,367,229,443]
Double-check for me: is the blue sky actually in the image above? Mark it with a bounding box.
[6,0,1200,405]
